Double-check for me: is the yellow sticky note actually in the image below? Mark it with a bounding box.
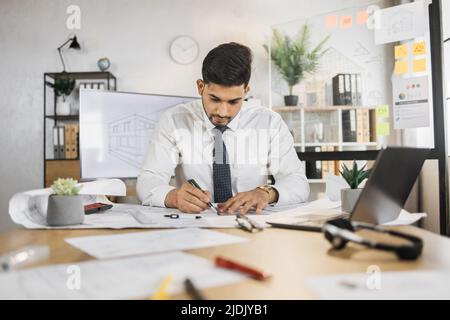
[394,44,408,59]
[412,41,426,55]
[394,60,408,75]
[377,122,390,136]
[376,105,389,118]
[413,59,426,73]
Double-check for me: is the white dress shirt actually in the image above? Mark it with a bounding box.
[136,99,310,207]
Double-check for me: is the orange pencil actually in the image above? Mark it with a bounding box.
[215,256,271,281]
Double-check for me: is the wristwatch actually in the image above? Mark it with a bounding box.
[257,184,273,195]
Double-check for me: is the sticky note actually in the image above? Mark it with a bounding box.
[412,41,426,55]
[376,105,390,118]
[394,44,408,59]
[326,15,338,28]
[377,122,390,136]
[413,59,426,73]
[394,60,408,75]
[357,10,369,25]
[340,15,353,29]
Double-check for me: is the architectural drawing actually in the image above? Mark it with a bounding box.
[108,114,156,169]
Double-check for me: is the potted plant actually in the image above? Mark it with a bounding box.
[47,178,84,226]
[264,24,329,106]
[46,78,76,115]
[339,161,371,213]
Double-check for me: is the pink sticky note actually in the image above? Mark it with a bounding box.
[340,15,353,29]
[326,15,338,28]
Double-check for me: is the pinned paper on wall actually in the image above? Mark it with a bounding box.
[340,15,353,29]
[392,75,430,129]
[394,60,408,75]
[376,122,390,136]
[376,105,390,118]
[394,44,408,59]
[413,59,426,73]
[412,41,426,55]
[374,1,426,45]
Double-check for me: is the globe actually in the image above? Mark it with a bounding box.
[97,57,111,71]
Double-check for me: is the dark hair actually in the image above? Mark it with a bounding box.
[202,42,252,87]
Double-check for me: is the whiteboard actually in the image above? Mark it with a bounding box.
[79,90,197,179]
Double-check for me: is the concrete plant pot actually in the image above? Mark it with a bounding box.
[341,188,362,213]
[47,195,85,226]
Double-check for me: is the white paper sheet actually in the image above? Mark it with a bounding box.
[8,179,126,228]
[0,251,246,300]
[307,270,450,300]
[392,75,430,129]
[65,228,248,259]
[383,210,426,226]
[374,1,427,45]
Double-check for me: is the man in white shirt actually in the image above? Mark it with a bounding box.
[137,42,309,214]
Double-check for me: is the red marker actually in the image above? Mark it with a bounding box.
[215,256,271,281]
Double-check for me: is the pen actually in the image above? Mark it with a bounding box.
[215,256,271,281]
[151,274,173,300]
[187,179,219,214]
[184,278,205,300]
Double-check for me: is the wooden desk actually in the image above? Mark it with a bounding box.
[1,226,449,299]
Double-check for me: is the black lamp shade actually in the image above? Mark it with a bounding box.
[69,36,81,50]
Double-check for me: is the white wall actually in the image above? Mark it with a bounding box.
[0,0,383,232]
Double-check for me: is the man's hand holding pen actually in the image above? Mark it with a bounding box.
[164,182,212,213]
[165,179,278,215]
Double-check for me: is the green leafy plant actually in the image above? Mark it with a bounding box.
[339,161,371,189]
[51,178,81,196]
[46,78,76,100]
[263,24,330,96]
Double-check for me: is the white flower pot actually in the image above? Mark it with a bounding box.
[56,96,71,116]
[46,195,85,226]
[341,188,363,213]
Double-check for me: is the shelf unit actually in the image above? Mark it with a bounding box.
[272,105,379,182]
[43,71,117,187]
[272,105,379,151]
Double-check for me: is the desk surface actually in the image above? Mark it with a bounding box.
[1,226,449,299]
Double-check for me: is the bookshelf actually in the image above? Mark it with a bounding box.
[272,105,379,182]
[43,71,117,187]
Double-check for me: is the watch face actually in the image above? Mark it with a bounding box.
[170,36,199,65]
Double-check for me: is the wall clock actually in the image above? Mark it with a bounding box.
[170,36,200,65]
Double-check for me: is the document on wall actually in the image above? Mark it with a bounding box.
[374,1,427,45]
[0,251,246,300]
[392,75,430,129]
[65,228,248,259]
[307,270,450,300]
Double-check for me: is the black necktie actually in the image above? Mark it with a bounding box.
[213,126,232,203]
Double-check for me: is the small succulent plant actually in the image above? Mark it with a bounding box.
[51,178,81,196]
[339,161,371,189]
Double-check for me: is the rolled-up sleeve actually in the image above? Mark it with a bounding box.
[268,113,310,205]
[136,112,179,207]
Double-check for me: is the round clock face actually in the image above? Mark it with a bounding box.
[170,36,200,65]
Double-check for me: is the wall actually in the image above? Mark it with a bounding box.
[0,0,388,232]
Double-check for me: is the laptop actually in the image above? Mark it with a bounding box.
[267,146,430,232]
